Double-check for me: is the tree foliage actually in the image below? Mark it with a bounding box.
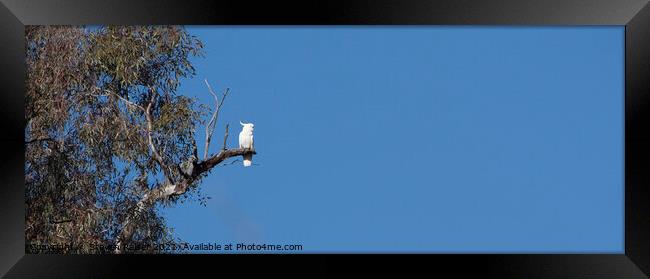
[25,26,244,254]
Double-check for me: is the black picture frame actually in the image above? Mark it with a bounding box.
[1,0,648,277]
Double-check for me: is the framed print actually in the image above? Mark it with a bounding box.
[0,0,649,277]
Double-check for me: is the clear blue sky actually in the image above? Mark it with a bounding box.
[160,26,624,253]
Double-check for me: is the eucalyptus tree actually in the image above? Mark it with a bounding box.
[25,26,254,254]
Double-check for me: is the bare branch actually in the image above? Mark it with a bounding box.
[204,78,219,102]
[203,79,230,159]
[222,124,229,151]
[203,79,218,159]
[198,148,256,173]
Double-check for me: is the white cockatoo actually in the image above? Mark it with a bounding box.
[238,121,254,167]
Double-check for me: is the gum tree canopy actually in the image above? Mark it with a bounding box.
[25,26,255,254]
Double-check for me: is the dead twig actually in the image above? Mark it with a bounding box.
[203,79,230,159]
[222,124,229,151]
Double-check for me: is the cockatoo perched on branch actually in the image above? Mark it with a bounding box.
[239,121,254,167]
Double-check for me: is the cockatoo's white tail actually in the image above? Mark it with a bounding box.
[243,154,252,167]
